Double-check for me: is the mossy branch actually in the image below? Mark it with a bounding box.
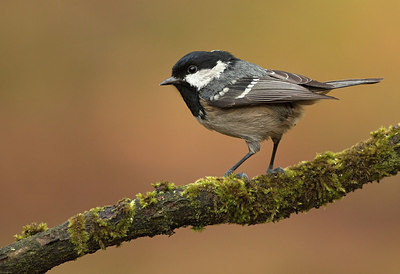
[1,124,399,273]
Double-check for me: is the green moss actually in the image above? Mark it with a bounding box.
[68,213,89,256]
[153,181,176,192]
[14,222,48,241]
[89,198,136,249]
[184,175,277,224]
[326,125,400,188]
[368,125,400,177]
[89,208,109,249]
[68,199,136,253]
[191,225,206,232]
[136,191,158,208]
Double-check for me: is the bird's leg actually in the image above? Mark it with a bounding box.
[224,141,259,180]
[224,151,254,177]
[267,138,285,174]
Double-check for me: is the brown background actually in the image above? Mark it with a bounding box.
[1,1,399,273]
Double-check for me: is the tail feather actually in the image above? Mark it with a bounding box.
[324,78,383,89]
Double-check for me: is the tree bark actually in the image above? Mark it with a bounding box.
[1,124,399,273]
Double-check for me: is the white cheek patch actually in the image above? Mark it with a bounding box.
[184,60,228,90]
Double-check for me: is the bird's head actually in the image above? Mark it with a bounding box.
[160,50,238,91]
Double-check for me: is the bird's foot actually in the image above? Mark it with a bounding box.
[267,166,285,175]
[235,172,249,180]
[224,170,249,181]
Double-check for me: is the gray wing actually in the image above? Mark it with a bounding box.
[267,69,334,89]
[206,70,336,108]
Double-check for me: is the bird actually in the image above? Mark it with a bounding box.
[160,50,382,178]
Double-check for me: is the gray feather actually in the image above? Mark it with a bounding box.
[206,78,335,108]
[200,60,267,100]
[324,78,383,89]
[200,59,381,109]
[267,69,334,89]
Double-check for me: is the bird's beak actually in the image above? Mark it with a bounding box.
[160,76,182,86]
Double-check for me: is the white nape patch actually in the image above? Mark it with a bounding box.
[184,60,228,90]
[235,78,259,99]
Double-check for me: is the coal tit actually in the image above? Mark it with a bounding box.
[161,50,382,177]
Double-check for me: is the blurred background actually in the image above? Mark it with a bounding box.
[1,0,399,273]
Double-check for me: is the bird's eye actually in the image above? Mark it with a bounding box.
[187,65,198,74]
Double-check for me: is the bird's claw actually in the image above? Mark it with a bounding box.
[224,170,249,181]
[267,167,285,175]
[235,172,249,180]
